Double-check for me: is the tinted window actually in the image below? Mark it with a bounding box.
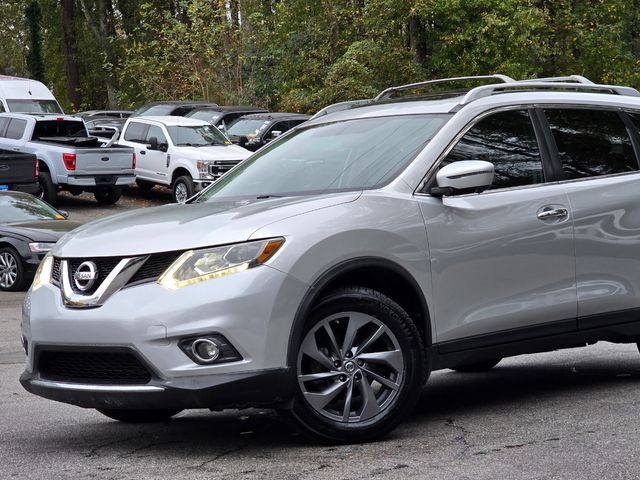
[32,120,87,139]
[124,122,148,143]
[443,109,544,189]
[6,119,27,140]
[0,103,5,113]
[145,125,167,145]
[545,109,637,180]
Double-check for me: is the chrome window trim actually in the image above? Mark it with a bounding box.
[415,102,640,198]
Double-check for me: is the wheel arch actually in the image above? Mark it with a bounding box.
[286,257,432,367]
[171,166,194,184]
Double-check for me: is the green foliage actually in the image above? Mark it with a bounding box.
[25,0,46,82]
[3,0,640,112]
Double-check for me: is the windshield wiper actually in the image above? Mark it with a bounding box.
[255,194,284,199]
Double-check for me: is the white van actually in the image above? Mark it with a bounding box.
[0,76,63,114]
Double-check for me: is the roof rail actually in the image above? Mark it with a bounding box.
[460,81,640,106]
[374,74,515,101]
[520,75,594,85]
[310,99,372,120]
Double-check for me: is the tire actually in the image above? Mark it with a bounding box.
[0,246,25,292]
[93,186,122,205]
[450,358,501,373]
[287,286,426,443]
[97,408,183,423]
[172,175,195,204]
[38,171,57,206]
[136,179,154,191]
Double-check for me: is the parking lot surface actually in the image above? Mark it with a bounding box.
[2,190,640,479]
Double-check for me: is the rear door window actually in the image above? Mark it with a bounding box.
[5,119,27,140]
[123,122,148,143]
[544,108,638,179]
[0,118,9,137]
[442,109,545,190]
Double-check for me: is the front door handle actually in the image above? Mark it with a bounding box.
[537,207,569,220]
[12,147,20,151]
[140,150,146,155]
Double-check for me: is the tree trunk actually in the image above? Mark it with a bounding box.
[60,0,82,110]
[408,16,427,65]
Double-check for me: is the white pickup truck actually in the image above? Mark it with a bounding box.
[0,113,135,205]
[118,116,250,203]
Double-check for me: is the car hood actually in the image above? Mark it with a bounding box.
[54,192,361,257]
[1,220,81,242]
[176,144,250,160]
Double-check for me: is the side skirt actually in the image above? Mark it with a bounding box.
[431,310,640,371]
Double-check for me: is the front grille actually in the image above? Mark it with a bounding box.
[52,251,183,291]
[38,350,152,384]
[52,258,61,284]
[126,251,183,285]
[68,257,121,294]
[209,160,240,176]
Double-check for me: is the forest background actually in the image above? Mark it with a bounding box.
[2,0,639,113]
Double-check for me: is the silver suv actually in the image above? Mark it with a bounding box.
[20,75,640,443]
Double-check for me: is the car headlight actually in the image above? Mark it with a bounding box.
[29,242,55,253]
[157,237,285,290]
[31,253,53,291]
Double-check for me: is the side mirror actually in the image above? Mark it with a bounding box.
[430,160,494,196]
[148,136,158,150]
[57,209,69,219]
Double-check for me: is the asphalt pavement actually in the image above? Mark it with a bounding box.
[2,189,640,479]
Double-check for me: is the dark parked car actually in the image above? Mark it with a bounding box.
[226,112,311,151]
[184,106,268,130]
[0,191,79,291]
[131,101,219,118]
[0,149,39,196]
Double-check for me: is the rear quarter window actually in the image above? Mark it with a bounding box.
[6,119,27,139]
[123,122,148,143]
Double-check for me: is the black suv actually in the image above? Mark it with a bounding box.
[185,106,268,130]
[131,101,219,118]
[226,112,311,151]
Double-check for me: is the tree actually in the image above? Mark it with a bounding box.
[25,0,45,82]
[60,0,82,110]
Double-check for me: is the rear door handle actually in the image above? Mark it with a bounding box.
[140,150,146,155]
[12,147,20,151]
[537,207,569,220]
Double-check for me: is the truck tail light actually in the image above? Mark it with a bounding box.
[34,160,39,177]
[63,153,76,171]
[132,152,136,169]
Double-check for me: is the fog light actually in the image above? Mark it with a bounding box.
[178,333,243,365]
[192,338,220,363]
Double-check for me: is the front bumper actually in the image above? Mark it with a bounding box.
[21,264,308,409]
[20,366,294,410]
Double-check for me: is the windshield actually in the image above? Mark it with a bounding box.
[0,194,64,223]
[7,99,62,114]
[166,124,229,146]
[227,118,270,138]
[197,114,450,200]
[186,111,223,124]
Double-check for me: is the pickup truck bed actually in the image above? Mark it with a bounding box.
[0,149,39,195]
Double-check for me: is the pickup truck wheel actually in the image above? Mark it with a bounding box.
[450,358,501,373]
[97,408,183,423]
[94,187,122,205]
[288,286,425,443]
[172,176,195,204]
[135,179,154,191]
[0,247,25,292]
[38,171,57,206]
